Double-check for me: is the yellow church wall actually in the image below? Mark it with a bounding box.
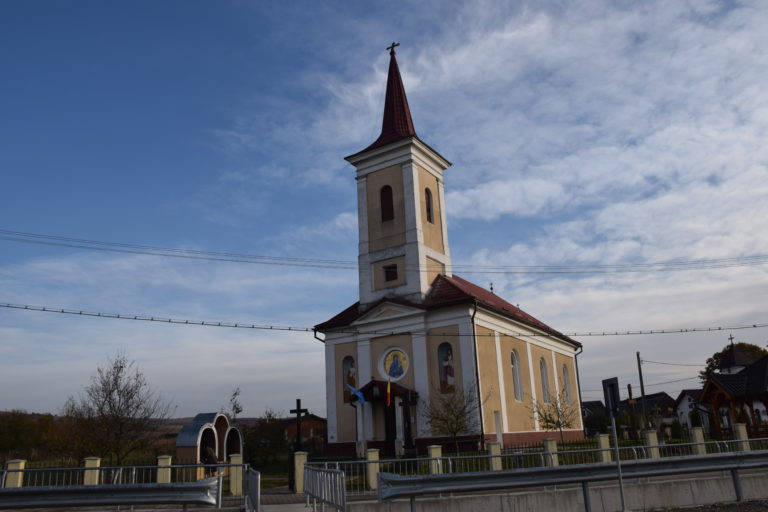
[334,342,358,442]
[499,335,535,431]
[426,324,461,396]
[555,352,582,429]
[366,165,406,253]
[417,166,445,254]
[372,256,406,290]
[475,325,502,433]
[529,344,557,407]
[425,257,445,288]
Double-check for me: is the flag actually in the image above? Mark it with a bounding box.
[345,384,365,404]
[386,380,391,407]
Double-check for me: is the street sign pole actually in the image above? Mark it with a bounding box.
[603,377,627,511]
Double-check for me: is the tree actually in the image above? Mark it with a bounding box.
[699,342,768,383]
[243,408,287,466]
[63,352,173,465]
[530,390,579,442]
[228,387,243,422]
[423,385,484,453]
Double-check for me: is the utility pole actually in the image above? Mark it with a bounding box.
[636,351,647,429]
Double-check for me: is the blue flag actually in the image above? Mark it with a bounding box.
[345,384,365,404]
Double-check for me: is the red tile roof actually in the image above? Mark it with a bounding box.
[315,274,579,347]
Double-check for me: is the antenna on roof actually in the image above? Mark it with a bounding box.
[489,282,494,293]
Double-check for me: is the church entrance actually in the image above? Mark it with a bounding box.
[359,380,418,458]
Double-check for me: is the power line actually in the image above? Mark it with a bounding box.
[3,301,768,338]
[3,229,768,274]
[641,359,705,367]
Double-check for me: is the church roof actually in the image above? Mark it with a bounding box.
[717,343,757,370]
[704,354,768,398]
[314,274,579,348]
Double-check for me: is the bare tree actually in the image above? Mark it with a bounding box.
[63,352,173,465]
[530,389,579,442]
[422,385,484,453]
[228,387,243,422]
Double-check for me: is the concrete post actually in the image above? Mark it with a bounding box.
[4,460,26,488]
[428,445,442,474]
[543,438,558,467]
[596,434,612,462]
[691,427,707,456]
[156,455,172,483]
[734,423,751,452]
[229,454,243,496]
[643,430,660,459]
[366,448,380,491]
[83,457,101,485]
[487,442,502,471]
[293,451,308,494]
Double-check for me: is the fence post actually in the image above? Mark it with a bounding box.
[596,433,612,462]
[83,457,101,485]
[366,448,380,491]
[643,430,660,459]
[229,454,243,496]
[4,460,25,488]
[427,445,442,474]
[293,451,308,494]
[487,442,502,471]
[691,427,706,456]
[543,438,558,467]
[156,455,172,483]
[734,423,750,452]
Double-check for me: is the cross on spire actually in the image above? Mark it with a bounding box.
[387,41,400,56]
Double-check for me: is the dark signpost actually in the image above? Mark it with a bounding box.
[602,377,627,511]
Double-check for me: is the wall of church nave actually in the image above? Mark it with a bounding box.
[499,335,535,432]
[426,325,461,396]
[475,326,503,433]
[369,333,414,389]
[416,166,445,254]
[366,164,406,253]
[554,352,583,430]
[529,344,557,407]
[334,342,359,442]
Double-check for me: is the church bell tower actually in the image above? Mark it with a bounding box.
[346,43,452,306]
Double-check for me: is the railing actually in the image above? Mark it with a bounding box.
[1,462,259,510]
[0,476,221,510]
[308,437,768,496]
[304,466,346,511]
[378,450,768,512]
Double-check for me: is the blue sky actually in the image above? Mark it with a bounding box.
[1,0,767,418]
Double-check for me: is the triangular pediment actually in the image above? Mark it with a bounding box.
[353,301,425,325]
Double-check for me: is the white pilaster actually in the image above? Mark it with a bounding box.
[325,343,338,443]
[526,341,539,430]
[494,332,509,432]
[411,331,431,437]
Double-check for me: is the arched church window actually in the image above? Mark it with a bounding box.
[511,350,523,401]
[380,185,394,222]
[540,358,550,403]
[438,342,455,393]
[562,364,571,404]
[425,188,434,223]
[342,356,356,403]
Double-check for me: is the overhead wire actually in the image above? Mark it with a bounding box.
[3,229,768,274]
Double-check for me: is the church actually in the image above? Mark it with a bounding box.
[315,44,584,457]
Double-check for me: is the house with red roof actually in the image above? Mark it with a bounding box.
[315,44,583,457]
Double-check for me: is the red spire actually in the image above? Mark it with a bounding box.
[361,43,417,153]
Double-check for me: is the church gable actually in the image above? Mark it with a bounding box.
[354,301,424,324]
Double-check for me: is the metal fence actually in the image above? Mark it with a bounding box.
[308,437,768,496]
[304,466,346,511]
[1,463,260,511]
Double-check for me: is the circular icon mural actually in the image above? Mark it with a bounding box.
[381,348,409,381]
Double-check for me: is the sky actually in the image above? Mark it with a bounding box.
[1,0,767,419]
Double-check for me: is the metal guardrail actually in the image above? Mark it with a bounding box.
[378,450,768,512]
[304,466,346,511]
[0,476,221,509]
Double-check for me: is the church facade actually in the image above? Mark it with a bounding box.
[315,46,583,457]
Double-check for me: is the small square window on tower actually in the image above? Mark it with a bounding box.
[383,264,398,282]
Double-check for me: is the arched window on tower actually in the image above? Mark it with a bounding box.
[425,187,434,223]
[562,364,571,404]
[380,185,394,222]
[540,358,550,403]
[511,350,523,401]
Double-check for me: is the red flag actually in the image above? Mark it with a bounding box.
[386,380,391,407]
